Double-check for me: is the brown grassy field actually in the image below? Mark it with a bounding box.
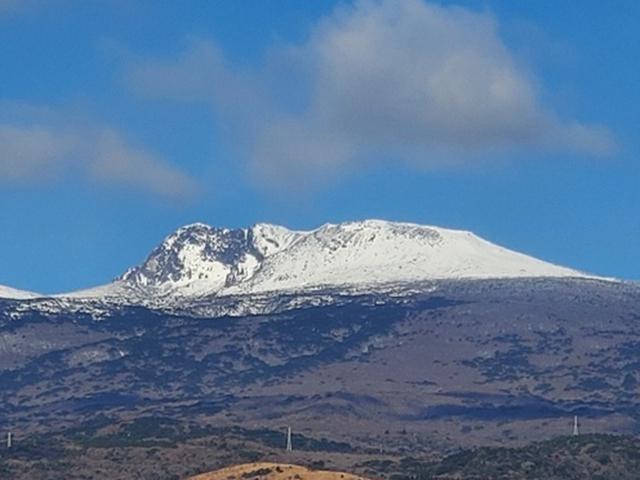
[187,462,372,480]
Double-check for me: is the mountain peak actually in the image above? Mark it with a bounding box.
[65,219,590,300]
[119,223,258,295]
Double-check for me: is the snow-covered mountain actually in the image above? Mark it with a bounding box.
[63,220,589,302]
[0,284,41,300]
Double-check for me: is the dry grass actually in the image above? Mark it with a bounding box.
[187,462,372,480]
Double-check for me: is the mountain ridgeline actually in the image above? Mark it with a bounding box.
[3,219,587,303]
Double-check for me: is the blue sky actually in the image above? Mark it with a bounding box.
[0,0,638,293]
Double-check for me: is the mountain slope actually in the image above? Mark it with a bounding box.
[229,220,587,294]
[62,220,590,302]
[0,284,41,299]
[2,277,640,463]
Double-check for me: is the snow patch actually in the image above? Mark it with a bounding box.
[0,285,42,300]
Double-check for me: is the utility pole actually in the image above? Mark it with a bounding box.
[285,426,292,452]
[572,415,579,436]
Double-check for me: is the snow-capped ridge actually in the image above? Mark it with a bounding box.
[0,284,42,300]
[250,223,303,258]
[61,219,593,302]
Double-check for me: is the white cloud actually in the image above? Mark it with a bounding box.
[126,0,616,189]
[0,108,198,200]
[90,129,197,199]
[0,125,76,180]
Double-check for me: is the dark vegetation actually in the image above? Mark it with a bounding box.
[0,416,357,479]
[71,417,353,453]
[1,278,640,478]
[242,467,273,478]
[398,434,640,480]
[3,423,640,480]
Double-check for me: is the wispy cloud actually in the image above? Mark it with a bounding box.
[0,104,198,200]
[126,0,616,190]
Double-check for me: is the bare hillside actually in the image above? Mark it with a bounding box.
[187,462,370,480]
